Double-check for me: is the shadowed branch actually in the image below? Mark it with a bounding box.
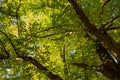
[106,26,120,31]
[72,63,103,71]
[0,30,63,80]
[102,15,120,27]
[0,30,18,55]
[0,39,9,59]
[68,0,120,59]
[18,56,63,80]
[102,0,111,11]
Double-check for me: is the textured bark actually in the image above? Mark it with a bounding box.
[68,0,120,79]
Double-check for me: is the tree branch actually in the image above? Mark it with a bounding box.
[0,30,18,55]
[72,63,103,71]
[102,15,120,27]
[18,56,63,80]
[31,30,74,39]
[68,0,120,59]
[51,34,69,41]
[106,26,120,31]
[16,0,21,21]
[0,39,9,59]
[0,30,63,80]
[102,0,111,11]
[39,27,54,33]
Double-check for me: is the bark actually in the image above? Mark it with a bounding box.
[68,0,120,79]
[18,56,63,80]
[68,0,120,58]
[73,61,120,80]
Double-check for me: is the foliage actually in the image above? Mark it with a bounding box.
[0,0,120,80]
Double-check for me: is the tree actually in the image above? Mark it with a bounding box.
[0,0,120,80]
[68,0,120,80]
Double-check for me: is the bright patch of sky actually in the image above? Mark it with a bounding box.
[6,68,10,73]
[6,75,10,79]
[78,78,82,80]
[0,0,3,6]
[2,60,6,67]
[16,72,21,77]
[69,50,77,55]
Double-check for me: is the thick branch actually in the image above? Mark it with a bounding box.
[73,62,120,80]
[68,0,120,59]
[18,56,63,80]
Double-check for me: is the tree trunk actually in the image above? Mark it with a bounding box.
[101,61,120,80]
[68,0,120,79]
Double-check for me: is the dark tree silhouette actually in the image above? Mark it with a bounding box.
[68,0,120,80]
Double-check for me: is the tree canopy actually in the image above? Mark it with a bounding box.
[0,0,120,80]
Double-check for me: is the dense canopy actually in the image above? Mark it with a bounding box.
[0,0,120,80]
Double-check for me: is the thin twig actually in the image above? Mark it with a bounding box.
[102,15,120,27]
[102,0,111,11]
[0,30,18,55]
[39,27,54,33]
[0,39,9,59]
[106,26,120,31]
[72,63,103,71]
